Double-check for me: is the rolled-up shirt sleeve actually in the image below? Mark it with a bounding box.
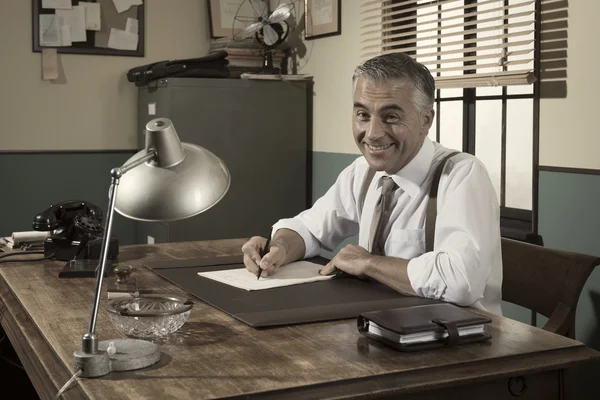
[271,161,362,259]
[407,158,501,306]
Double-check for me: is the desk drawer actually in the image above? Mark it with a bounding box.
[393,370,560,400]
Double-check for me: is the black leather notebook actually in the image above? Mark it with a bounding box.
[143,256,439,328]
[357,303,492,351]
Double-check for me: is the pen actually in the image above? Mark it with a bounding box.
[257,238,270,280]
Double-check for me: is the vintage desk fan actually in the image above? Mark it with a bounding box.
[237,0,294,74]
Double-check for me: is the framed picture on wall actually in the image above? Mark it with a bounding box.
[32,0,145,57]
[208,0,259,38]
[304,0,341,40]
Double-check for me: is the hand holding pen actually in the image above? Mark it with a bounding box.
[241,236,285,279]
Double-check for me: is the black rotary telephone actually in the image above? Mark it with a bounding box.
[32,200,118,261]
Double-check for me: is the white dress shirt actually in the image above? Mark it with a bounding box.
[272,137,503,316]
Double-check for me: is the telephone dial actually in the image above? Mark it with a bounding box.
[32,200,118,261]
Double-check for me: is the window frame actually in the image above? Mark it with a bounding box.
[389,0,541,240]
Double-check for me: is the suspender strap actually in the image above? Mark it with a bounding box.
[425,151,460,252]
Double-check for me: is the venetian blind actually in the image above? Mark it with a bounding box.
[360,0,537,89]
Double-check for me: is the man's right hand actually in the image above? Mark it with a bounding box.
[241,236,287,278]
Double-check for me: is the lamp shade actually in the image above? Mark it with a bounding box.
[114,118,231,222]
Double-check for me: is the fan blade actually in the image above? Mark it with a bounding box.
[268,3,293,24]
[241,21,264,38]
[263,24,279,46]
[249,0,269,19]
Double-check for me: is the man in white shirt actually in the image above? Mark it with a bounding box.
[241,53,503,316]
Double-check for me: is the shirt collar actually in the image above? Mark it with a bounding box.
[374,137,434,197]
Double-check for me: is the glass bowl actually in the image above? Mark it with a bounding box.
[105,294,193,339]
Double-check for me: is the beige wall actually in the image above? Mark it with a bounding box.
[300,0,599,171]
[297,0,362,155]
[539,0,600,169]
[0,0,210,151]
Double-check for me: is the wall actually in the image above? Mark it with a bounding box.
[296,0,600,356]
[539,0,600,170]
[296,0,362,155]
[0,0,212,243]
[0,0,210,151]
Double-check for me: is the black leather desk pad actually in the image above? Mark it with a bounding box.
[143,256,438,328]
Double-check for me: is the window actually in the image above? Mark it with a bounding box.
[361,0,540,238]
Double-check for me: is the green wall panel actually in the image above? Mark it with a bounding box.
[539,171,600,351]
[0,152,137,246]
[312,151,361,258]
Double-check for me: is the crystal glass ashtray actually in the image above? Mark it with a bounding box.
[105,294,193,339]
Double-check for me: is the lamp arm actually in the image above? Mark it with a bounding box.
[119,149,157,174]
[81,150,157,355]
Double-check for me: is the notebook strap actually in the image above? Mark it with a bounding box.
[431,318,460,347]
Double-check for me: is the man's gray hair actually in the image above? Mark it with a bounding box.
[352,53,435,113]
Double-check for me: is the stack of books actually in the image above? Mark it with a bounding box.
[209,37,288,76]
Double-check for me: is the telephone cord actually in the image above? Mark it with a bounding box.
[0,251,55,263]
[53,369,82,400]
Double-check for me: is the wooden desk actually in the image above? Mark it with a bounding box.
[0,239,598,399]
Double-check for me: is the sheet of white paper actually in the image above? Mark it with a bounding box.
[197,261,334,291]
[39,15,71,46]
[312,0,333,26]
[60,24,72,46]
[79,2,101,31]
[112,0,142,14]
[39,15,61,46]
[107,28,138,50]
[56,6,87,42]
[42,0,72,9]
[125,17,138,34]
[42,48,59,80]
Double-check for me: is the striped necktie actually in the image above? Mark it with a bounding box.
[368,176,398,255]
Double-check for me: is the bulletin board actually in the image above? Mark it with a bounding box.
[32,0,145,57]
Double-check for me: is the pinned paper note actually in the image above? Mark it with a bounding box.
[42,49,59,81]
[107,28,138,50]
[79,2,101,31]
[56,5,87,42]
[112,0,142,14]
[42,0,72,9]
[39,15,71,47]
[125,17,138,34]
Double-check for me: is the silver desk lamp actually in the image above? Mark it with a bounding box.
[73,118,230,377]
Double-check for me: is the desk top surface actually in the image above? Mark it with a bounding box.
[0,239,598,400]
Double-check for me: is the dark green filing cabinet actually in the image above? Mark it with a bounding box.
[135,77,312,245]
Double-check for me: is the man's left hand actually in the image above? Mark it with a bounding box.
[319,244,373,278]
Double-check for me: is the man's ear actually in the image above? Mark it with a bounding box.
[421,108,435,135]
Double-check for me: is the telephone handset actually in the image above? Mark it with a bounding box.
[33,200,118,262]
[33,200,104,236]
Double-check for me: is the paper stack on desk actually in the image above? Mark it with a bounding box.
[197,261,334,291]
[1,231,50,249]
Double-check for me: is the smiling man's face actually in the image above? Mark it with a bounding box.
[352,77,434,174]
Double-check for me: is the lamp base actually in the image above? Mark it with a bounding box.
[74,339,160,378]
